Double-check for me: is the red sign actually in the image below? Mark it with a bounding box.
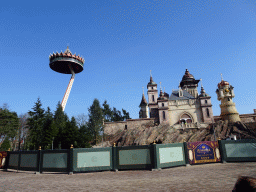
[0,151,7,168]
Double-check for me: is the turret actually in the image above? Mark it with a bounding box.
[179,69,200,98]
[147,71,159,119]
[198,79,213,123]
[216,75,240,123]
[139,88,149,118]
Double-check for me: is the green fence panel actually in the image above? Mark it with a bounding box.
[116,145,153,170]
[19,151,40,172]
[41,150,70,172]
[8,152,19,169]
[219,139,256,162]
[73,147,112,172]
[155,143,186,169]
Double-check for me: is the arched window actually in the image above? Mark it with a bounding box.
[206,108,210,117]
[180,113,192,124]
[205,100,208,104]
[152,95,155,102]
[163,111,166,120]
[152,87,153,90]
[162,103,164,107]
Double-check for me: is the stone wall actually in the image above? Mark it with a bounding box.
[104,118,155,135]
[214,113,256,123]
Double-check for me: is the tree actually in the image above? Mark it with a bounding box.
[0,137,11,151]
[53,102,68,149]
[102,100,113,122]
[88,99,103,145]
[77,123,92,148]
[0,107,19,147]
[122,109,131,121]
[60,117,80,149]
[41,107,58,149]
[27,98,45,150]
[18,113,29,150]
[75,113,88,128]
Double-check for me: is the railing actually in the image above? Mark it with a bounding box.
[2,139,256,174]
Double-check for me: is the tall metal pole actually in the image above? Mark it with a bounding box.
[61,64,75,111]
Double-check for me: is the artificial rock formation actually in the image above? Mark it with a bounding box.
[94,121,256,147]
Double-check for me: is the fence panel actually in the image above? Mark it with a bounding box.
[155,143,186,169]
[219,139,256,162]
[19,151,40,172]
[7,151,19,170]
[115,145,153,170]
[186,141,221,165]
[73,147,112,172]
[40,149,70,173]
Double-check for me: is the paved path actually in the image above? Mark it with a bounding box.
[1,162,256,192]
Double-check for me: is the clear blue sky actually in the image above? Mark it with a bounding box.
[1,0,255,119]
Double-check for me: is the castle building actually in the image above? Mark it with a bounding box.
[139,69,214,128]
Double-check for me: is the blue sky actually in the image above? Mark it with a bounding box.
[1,0,255,119]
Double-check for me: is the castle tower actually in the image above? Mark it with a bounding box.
[198,80,214,123]
[179,69,200,98]
[139,88,149,118]
[147,71,158,119]
[158,85,169,124]
[216,76,241,123]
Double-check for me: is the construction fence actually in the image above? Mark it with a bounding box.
[1,139,256,174]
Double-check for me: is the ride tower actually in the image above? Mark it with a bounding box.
[49,46,84,111]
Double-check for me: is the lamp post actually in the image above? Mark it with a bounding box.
[52,137,54,150]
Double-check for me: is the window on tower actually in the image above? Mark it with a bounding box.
[163,111,166,119]
[206,108,210,117]
[152,87,153,90]
[152,95,155,102]
[205,100,208,104]
[162,103,164,107]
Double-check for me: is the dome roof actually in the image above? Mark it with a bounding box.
[218,80,229,88]
[182,69,195,81]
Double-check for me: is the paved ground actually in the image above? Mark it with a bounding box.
[0,162,256,192]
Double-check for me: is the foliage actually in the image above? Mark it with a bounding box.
[0,107,19,145]
[102,100,131,122]
[0,137,11,151]
[88,99,104,145]
[27,98,45,150]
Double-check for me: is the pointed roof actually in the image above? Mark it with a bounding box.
[199,85,210,97]
[64,46,72,54]
[147,71,157,87]
[139,93,148,107]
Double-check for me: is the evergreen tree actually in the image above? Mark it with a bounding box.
[27,98,45,150]
[61,117,79,149]
[0,108,19,144]
[53,102,68,149]
[41,107,58,149]
[88,99,103,145]
[111,107,123,122]
[77,123,92,148]
[102,100,113,122]
[122,109,131,121]
[0,137,11,151]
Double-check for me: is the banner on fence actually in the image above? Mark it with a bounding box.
[0,151,7,168]
[186,141,221,164]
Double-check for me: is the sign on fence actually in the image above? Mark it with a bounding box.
[0,152,7,168]
[186,141,221,164]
